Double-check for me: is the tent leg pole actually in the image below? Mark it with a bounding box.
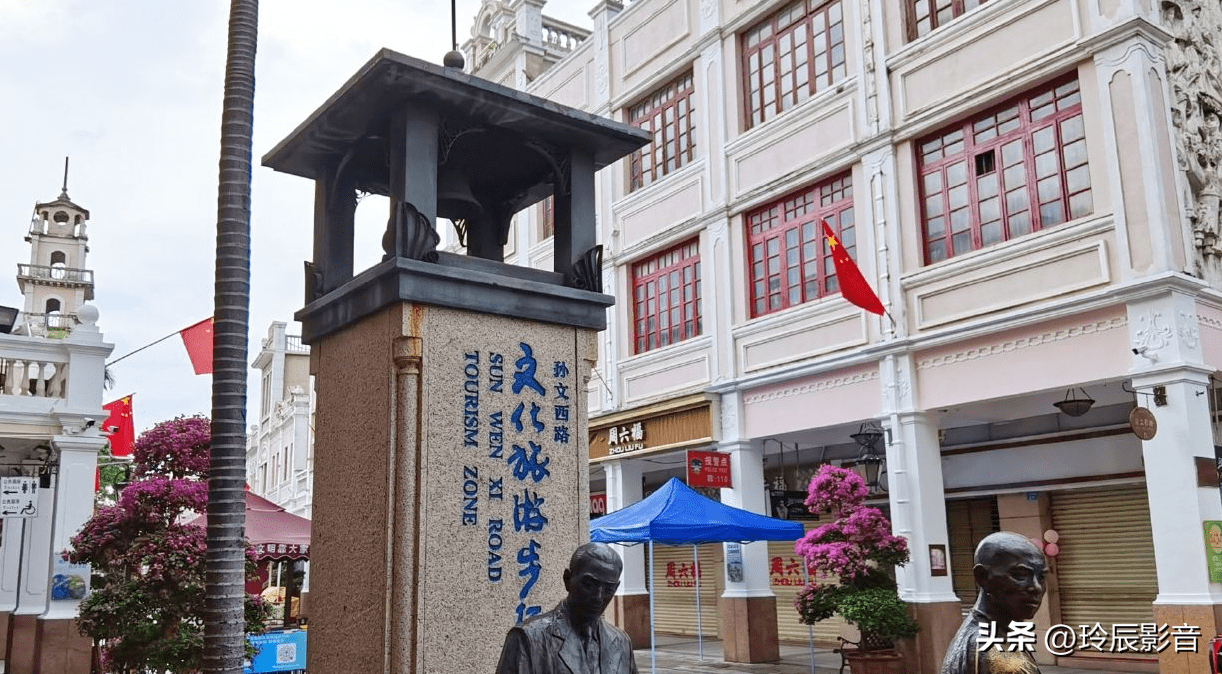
[804,563,814,674]
[649,541,656,674]
[693,544,703,661]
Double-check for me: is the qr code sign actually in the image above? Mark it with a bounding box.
[275,643,296,664]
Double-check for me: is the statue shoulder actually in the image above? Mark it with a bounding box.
[599,618,632,645]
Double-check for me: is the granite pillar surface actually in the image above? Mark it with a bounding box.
[308,302,594,674]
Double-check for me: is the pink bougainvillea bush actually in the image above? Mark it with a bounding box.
[793,464,916,649]
[66,416,269,674]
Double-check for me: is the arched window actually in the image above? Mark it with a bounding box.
[45,298,67,328]
[49,251,67,280]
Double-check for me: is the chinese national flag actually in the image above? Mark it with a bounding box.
[180,318,214,375]
[101,395,136,458]
[822,220,885,316]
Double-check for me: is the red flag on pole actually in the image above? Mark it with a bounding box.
[822,220,885,316]
[180,318,214,375]
[101,395,136,458]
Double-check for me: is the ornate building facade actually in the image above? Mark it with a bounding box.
[460,0,1222,672]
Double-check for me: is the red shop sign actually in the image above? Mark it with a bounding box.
[687,450,732,489]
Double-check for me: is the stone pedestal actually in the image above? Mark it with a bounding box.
[9,613,38,674]
[33,618,91,674]
[307,301,600,674]
[718,596,779,663]
[905,601,964,674]
[608,593,650,648]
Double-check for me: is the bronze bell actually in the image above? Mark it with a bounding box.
[437,164,483,222]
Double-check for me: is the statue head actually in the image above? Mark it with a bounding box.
[972,532,1047,622]
[563,543,622,627]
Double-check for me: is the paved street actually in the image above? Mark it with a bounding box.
[636,634,1137,674]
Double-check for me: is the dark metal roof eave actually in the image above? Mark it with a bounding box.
[261,48,650,180]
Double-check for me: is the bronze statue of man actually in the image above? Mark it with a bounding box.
[940,532,1047,674]
[495,542,638,674]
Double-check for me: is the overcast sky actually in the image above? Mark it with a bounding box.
[0,0,591,436]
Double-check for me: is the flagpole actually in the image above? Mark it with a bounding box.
[106,321,208,367]
[882,310,897,331]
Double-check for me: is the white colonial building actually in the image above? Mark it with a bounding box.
[246,321,314,518]
[454,0,1222,672]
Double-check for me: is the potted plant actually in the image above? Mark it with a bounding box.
[794,465,917,674]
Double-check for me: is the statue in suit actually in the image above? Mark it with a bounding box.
[940,532,1047,674]
[495,543,638,674]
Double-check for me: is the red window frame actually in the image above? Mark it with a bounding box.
[631,239,702,354]
[741,0,846,129]
[917,76,1092,264]
[907,0,989,41]
[539,195,554,240]
[627,72,696,192]
[746,173,854,318]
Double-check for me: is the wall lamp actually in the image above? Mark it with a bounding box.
[850,422,886,492]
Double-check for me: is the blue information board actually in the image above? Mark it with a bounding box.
[243,630,307,673]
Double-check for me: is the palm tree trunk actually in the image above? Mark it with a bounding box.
[205,1,258,672]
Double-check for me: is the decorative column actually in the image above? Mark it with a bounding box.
[1087,16,1188,279]
[882,355,960,674]
[36,434,104,674]
[718,391,780,663]
[9,481,55,674]
[604,458,649,647]
[0,511,21,658]
[1128,286,1222,674]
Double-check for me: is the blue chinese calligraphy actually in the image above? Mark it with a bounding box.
[512,343,546,396]
[513,490,548,533]
[516,539,543,622]
[508,442,551,483]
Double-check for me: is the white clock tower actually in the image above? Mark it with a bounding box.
[16,159,95,337]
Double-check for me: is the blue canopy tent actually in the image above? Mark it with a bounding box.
[590,477,804,672]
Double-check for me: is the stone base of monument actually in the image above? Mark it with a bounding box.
[307,302,596,674]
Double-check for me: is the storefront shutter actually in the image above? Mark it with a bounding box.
[649,543,721,637]
[769,534,845,644]
[1050,485,1157,628]
[946,497,1000,613]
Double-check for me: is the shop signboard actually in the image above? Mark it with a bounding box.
[588,396,713,462]
[243,630,307,673]
[686,450,731,489]
[590,492,606,518]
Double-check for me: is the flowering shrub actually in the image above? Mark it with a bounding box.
[66,416,269,674]
[793,465,917,649]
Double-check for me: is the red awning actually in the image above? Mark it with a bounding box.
[189,491,312,560]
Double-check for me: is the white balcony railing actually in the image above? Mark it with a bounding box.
[0,352,68,398]
[0,321,110,419]
[17,264,93,285]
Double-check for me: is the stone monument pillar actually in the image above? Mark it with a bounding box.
[263,51,648,674]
